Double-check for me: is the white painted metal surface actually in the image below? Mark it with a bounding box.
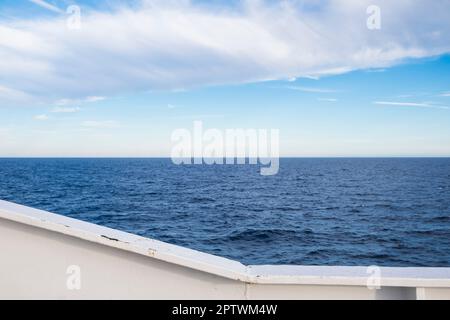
[0,199,449,300]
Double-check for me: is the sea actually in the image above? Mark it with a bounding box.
[0,158,449,267]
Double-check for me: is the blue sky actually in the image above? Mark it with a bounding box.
[1,0,450,156]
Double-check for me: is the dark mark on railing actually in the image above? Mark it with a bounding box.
[101,235,120,242]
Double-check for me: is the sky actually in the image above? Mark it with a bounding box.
[0,0,450,157]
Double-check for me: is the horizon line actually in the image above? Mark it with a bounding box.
[1,156,450,159]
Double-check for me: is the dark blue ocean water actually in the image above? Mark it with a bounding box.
[1,158,449,267]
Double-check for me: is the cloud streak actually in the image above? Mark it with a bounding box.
[318,98,338,102]
[51,106,80,113]
[1,0,450,104]
[29,0,63,14]
[288,86,338,93]
[34,114,49,120]
[374,101,449,110]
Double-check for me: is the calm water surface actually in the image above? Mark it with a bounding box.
[0,158,449,266]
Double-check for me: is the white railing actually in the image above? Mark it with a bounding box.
[0,199,449,300]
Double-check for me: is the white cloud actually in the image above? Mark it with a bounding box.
[288,86,338,93]
[28,0,63,14]
[366,69,386,73]
[85,96,106,103]
[440,92,450,97]
[49,95,102,113]
[1,0,450,103]
[318,98,338,102]
[34,114,49,120]
[55,96,106,106]
[374,101,449,110]
[51,106,81,113]
[81,120,120,129]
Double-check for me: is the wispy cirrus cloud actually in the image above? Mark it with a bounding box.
[318,98,338,102]
[47,96,104,114]
[51,106,80,113]
[374,101,449,110]
[287,86,338,94]
[1,0,450,104]
[28,0,63,14]
[85,96,106,103]
[34,114,49,120]
[366,69,387,73]
[55,96,106,106]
